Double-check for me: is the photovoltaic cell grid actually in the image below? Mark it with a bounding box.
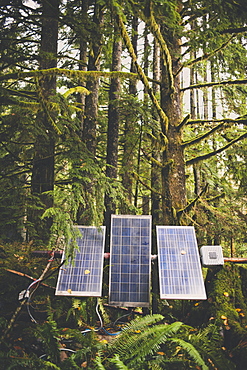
[55,226,105,297]
[109,215,152,307]
[156,226,207,300]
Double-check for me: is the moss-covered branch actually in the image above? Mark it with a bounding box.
[132,171,162,195]
[187,117,247,126]
[0,86,37,100]
[177,184,208,218]
[220,26,247,34]
[141,11,174,94]
[177,114,190,130]
[115,12,169,137]
[177,35,235,75]
[181,78,247,92]
[0,68,138,83]
[142,148,173,168]
[35,77,62,135]
[182,122,224,147]
[186,130,247,165]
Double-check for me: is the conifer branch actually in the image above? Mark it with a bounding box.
[186,130,247,165]
[35,77,62,135]
[177,184,208,218]
[132,171,162,195]
[0,86,37,100]
[187,118,245,125]
[177,35,235,75]
[141,11,174,94]
[220,27,247,34]
[177,114,190,130]
[205,192,225,202]
[115,12,169,137]
[0,96,39,107]
[181,78,247,91]
[0,68,138,83]
[182,122,224,147]
[142,148,173,168]
[141,148,162,167]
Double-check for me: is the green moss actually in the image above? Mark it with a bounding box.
[205,264,247,352]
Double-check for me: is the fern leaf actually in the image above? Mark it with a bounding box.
[94,356,107,370]
[168,338,209,370]
[120,314,164,333]
[111,321,183,367]
[109,355,130,369]
[40,360,61,369]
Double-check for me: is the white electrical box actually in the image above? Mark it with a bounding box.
[200,245,224,266]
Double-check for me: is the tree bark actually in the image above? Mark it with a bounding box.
[151,37,161,226]
[160,30,186,224]
[104,25,122,250]
[77,0,104,225]
[121,16,138,206]
[29,0,59,243]
[82,1,103,156]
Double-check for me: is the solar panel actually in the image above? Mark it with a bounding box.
[55,226,105,297]
[156,226,207,300]
[109,215,152,307]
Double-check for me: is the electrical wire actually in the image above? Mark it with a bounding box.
[39,348,76,360]
[113,312,131,326]
[81,298,103,334]
[95,298,103,329]
[22,256,65,324]
[22,279,42,324]
[81,298,122,336]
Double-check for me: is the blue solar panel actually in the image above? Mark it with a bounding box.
[156,226,207,300]
[109,215,152,307]
[55,226,105,297]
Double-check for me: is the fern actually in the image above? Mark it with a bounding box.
[109,354,130,369]
[116,314,164,334]
[113,322,183,367]
[94,356,107,370]
[188,323,236,370]
[167,337,209,370]
[33,301,61,365]
[40,360,61,369]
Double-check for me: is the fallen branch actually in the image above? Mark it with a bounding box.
[0,258,55,344]
[6,269,55,290]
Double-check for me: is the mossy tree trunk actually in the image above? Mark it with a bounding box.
[121,15,139,208]
[104,25,122,250]
[160,31,186,224]
[29,0,59,243]
[77,1,104,225]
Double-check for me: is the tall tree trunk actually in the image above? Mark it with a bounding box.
[121,16,138,207]
[160,30,186,224]
[29,0,59,243]
[134,28,149,209]
[104,26,122,250]
[151,38,161,314]
[82,3,103,156]
[77,1,104,225]
[190,50,201,196]
[151,37,161,226]
[78,0,89,131]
